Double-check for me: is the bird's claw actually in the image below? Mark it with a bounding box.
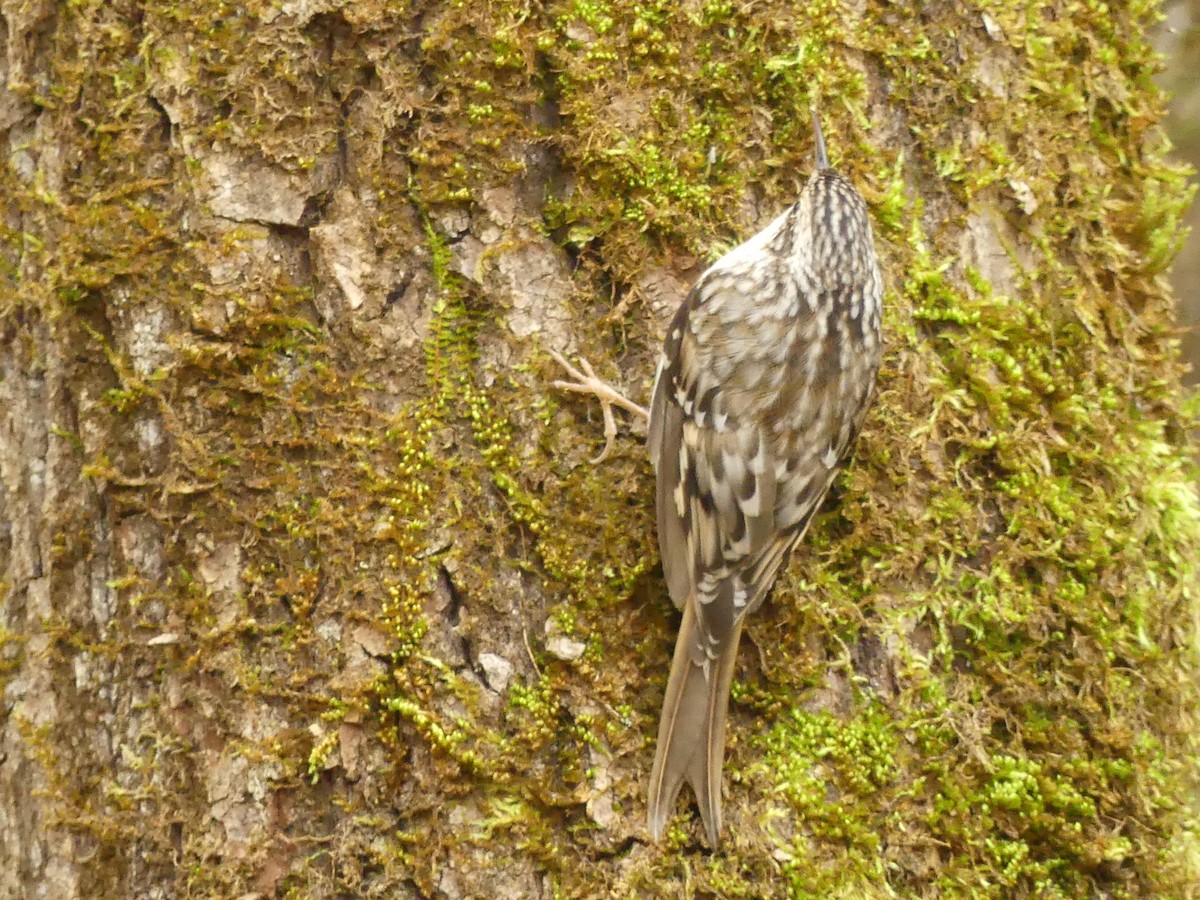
[548,349,649,464]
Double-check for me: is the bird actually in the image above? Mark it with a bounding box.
[550,111,883,847]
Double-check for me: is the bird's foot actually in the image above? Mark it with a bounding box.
[547,349,648,464]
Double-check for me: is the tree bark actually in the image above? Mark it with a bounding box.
[1,1,1197,897]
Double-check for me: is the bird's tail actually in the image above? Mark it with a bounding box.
[646,601,743,847]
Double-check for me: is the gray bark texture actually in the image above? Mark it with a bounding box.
[1,1,1198,897]
[1156,0,1200,382]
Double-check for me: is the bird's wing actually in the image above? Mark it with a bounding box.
[650,275,845,658]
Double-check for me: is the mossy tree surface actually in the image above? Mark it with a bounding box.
[0,0,1197,897]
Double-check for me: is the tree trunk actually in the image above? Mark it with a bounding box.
[1157,0,1200,383]
[1,1,1197,897]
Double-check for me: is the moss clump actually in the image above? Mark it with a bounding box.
[747,705,899,894]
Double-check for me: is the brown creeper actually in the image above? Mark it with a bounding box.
[552,113,882,846]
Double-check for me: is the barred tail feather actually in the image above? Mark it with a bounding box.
[646,602,743,846]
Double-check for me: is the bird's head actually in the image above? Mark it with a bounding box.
[795,112,879,293]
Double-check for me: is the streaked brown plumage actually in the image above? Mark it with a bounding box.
[644,114,883,845]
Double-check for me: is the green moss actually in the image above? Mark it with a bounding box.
[751,705,898,887]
